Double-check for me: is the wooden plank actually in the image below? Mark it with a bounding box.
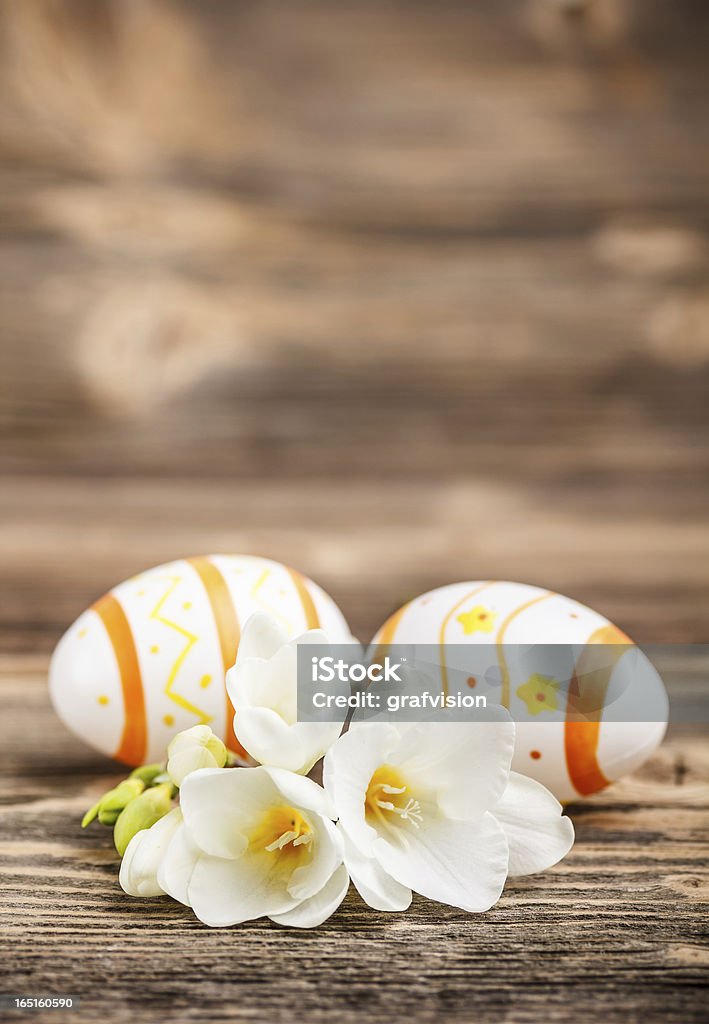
[0,475,708,651]
[0,658,707,1024]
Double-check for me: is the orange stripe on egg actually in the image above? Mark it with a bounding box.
[367,602,411,713]
[93,593,147,766]
[286,567,321,630]
[496,591,552,707]
[439,582,496,698]
[564,624,631,797]
[188,557,245,758]
[372,601,410,664]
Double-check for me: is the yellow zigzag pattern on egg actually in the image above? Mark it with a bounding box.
[149,576,212,725]
[250,567,294,633]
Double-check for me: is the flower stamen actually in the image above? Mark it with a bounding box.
[251,806,312,857]
[366,765,424,830]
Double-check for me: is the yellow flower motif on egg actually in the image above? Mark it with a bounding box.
[517,674,560,716]
[456,606,497,635]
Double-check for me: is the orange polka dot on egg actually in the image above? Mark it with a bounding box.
[163,714,174,726]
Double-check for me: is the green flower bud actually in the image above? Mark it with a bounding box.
[97,807,121,826]
[81,777,145,829]
[82,801,102,829]
[129,763,165,786]
[113,782,176,856]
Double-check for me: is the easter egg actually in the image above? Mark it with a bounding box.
[49,555,351,765]
[371,581,668,802]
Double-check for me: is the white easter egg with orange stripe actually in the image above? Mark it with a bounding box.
[49,555,351,765]
[372,581,668,802]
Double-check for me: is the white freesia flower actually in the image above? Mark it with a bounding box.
[157,765,349,928]
[119,806,183,897]
[324,720,574,914]
[166,724,228,786]
[226,614,344,775]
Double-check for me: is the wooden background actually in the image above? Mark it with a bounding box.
[0,1,707,1021]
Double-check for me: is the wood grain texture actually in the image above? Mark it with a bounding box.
[1,0,708,650]
[0,658,707,1024]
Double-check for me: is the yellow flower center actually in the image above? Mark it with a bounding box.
[365,764,423,830]
[249,805,313,859]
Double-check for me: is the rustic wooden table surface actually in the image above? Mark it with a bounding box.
[1,657,707,1024]
[1,1,708,1021]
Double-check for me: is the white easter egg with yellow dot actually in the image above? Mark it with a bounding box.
[372,581,668,802]
[49,555,351,765]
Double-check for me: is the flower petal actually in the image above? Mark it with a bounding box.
[340,826,412,912]
[263,766,337,820]
[234,707,339,775]
[374,810,509,913]
[157,821,200,906]
[391,717,515,820]
[179,766,277,858]
[235,612,290,664]
[287,814,343,901]
[492,771,575,876]
[119,807,183,898]
[323,724,401,856]
[167,724,214,755]
[187,850,297,926]
[270,864,350,929]
[167,745,220,787]
[234,645,299,721]
[233,705,309,771]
